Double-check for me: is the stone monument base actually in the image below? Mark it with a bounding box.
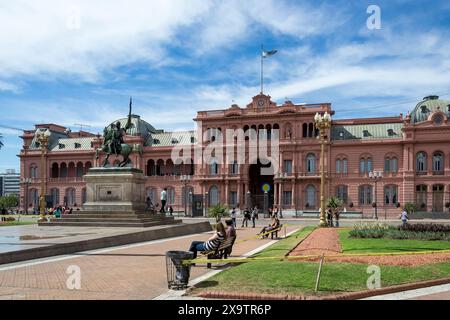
[40,167,179,228]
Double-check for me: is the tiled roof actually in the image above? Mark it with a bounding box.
[331,123,403,141]
[28,128,69,150]
[146,131,196,147]
[50,137,95,151]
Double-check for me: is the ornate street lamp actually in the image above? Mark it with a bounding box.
[180,175,191,217]
[369,171,382,220]
[20,178,32,215]
[35,129,51,222]
[314,112,331,227]
[276,172,287,218]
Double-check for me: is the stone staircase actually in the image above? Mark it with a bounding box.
[39,212,181,228]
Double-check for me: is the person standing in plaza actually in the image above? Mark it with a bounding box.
[160,188,167,214]
[230,207,237,227]
[241,208,251,227]
[272,206,279,218]
[401,209,409,227]
[251,206,259,228]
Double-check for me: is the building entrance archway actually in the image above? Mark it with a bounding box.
[248,159,274,212]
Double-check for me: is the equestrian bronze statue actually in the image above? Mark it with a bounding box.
[96,99,133,167]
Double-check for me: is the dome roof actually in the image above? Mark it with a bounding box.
[108,114,158,138]
[410,95,450,124]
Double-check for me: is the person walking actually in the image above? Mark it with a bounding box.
[251,206,259,228]
[401,209,409,227]
[230,207,237,227]
[160,188,167,214]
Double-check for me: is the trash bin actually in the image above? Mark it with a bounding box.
[166,251,194,290]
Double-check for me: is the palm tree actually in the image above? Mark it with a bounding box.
[326,196,344,227]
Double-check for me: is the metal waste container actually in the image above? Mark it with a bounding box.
[165,251,194,290]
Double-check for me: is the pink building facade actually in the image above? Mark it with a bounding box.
[19,94,450,217]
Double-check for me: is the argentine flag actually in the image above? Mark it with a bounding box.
[262,49,278,58]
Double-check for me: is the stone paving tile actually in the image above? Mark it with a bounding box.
[0,225,298,300]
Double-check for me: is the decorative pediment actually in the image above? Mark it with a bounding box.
[246,93,276,109]
[225,104,242,117]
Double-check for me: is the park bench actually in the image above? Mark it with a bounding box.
[261,224,284,239]
[201,236,236,269]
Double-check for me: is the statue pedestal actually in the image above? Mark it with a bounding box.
[83,167,147,213]
[40,167,180,227]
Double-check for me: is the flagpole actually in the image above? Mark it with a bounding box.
[261,44,264,94]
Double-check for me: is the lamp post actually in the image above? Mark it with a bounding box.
[21,178,32,215]
[369,171,382,220]
[205,191,209,217]
[180,175,191,217]
[276,172,287,218]
[35,129,51,222]
[314,111,331,227]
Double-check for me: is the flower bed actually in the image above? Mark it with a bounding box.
[349,223,450,241]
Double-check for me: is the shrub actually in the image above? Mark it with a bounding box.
[399,223,450,233]
[208,204,229,222]
[349,223,392,238]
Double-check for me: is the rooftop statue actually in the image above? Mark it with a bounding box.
[96,98,133,167]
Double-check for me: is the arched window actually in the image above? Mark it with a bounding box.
[302,123,308,138]
[66,188,76,206]
[85,162,92,173]
[60,163,68,178]
[30,164,38,179]
[81,188,87,204]
[166,187,175,205]
[68,162,76,178]
[384,185,398,205]
[336,185,348,204]
[76,162,84,177]
[336,159,341,174]
[306,185,316,208]
[265,124,272,140]
[306,154,316,174]
[29,188,39,208]
[50,188,59,207]
[433,152,444,173]
[415,185,427,209]
[343,159,348,174]
[230,160,238,175]
[209,186,220,206]
[165,159,174,176]
[360,157,372,174]
[156,159,164,176]
[182,186,194,207]
[146,187,157,204]
[359,185,373,205]
[308,123,314,138]
[147,160,155,176]
[51,163,59,178]
[391,157,398,173]
[416,152,427,173]
[209,159,219,175]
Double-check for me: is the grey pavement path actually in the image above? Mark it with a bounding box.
[0,225,299,300]
[362,283,450,300]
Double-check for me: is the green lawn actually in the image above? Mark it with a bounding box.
[189,227,450,297]
[339,229,450,254]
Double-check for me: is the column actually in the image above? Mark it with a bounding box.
[225,181,229,206]
[237,182,241,208]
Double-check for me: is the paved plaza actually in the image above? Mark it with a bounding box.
[0,223,299,300]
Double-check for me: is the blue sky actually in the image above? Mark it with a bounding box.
[1,0,450,172]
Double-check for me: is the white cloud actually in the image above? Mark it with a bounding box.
[0,0,211,82]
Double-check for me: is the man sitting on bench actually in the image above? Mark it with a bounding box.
[258,217,280,238]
